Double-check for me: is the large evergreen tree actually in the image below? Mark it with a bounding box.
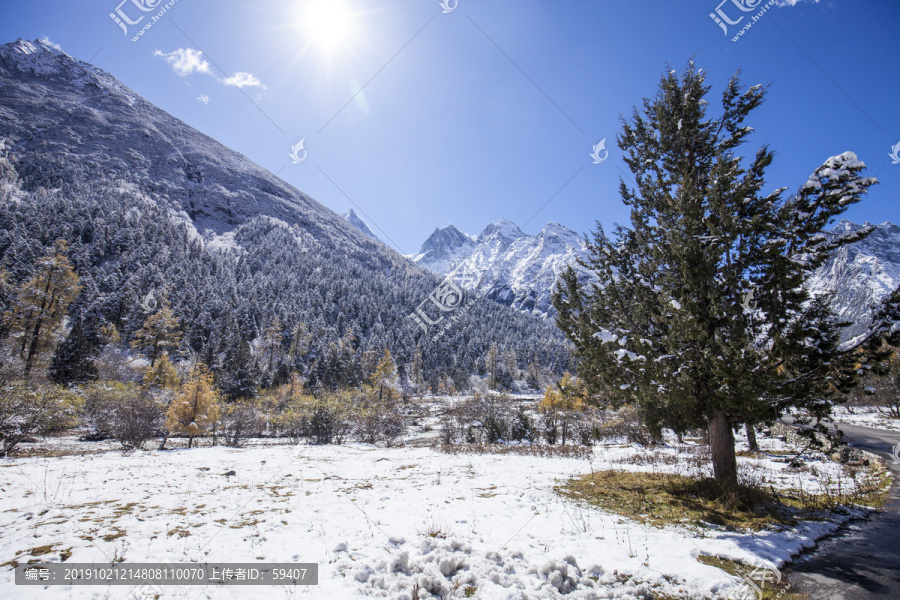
[553,62,878,488]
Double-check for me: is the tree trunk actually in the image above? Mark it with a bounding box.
[745,422,758,452]
[158,434,168,451]
[708,410,737,490]
[188,436,193,449]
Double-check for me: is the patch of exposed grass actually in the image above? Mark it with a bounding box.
[112,502,140,518]
[229,519,263,529]
[22,544,56,556]
[167,527,191,538]
[558,470,838,531]
[2,543,71,570]
[696,555,808,600]
[101,527,126,542]
[436,442,592,459]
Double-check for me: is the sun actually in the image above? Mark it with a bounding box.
[302,0,357,51]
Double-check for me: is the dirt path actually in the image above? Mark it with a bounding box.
[787,422,900,599]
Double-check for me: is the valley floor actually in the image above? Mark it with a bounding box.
[0,430,885,600]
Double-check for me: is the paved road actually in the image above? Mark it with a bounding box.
[786,422,900,599]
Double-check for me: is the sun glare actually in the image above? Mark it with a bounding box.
[302,0,357,50]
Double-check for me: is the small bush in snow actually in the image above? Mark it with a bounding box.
[0,379,83,454]
[82,381,164,450]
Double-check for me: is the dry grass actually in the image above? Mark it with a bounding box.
[557,468,888,532]
[435,442,593,460]
[696,555,809,600]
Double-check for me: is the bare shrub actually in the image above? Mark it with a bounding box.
[276,390,354,445]
[442,392,513,444]
[82,382,164,450]
[220,398,264,448]
[593,406,655,445]
[509,405,536,442]
[0,380,82,454]
[351,388,404,446]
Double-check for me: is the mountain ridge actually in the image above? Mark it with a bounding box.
[411,216,900,336]
[410,219,591,317]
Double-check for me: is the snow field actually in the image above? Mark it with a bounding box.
[0,434,876,599]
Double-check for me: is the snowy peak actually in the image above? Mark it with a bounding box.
[411,219,589,317]
[0,38,141,103]
[343,209,380,242]
[809,220,900,339]
[2,38,65,63]
[1,38,81,79]
[409,225,476,273]
[0,37,379,247]
[478,218,526,243]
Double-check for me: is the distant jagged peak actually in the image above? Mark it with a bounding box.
[342,208,380,242]
[417,223,474,255]
[478,218,526,242]
[539,221,580,238]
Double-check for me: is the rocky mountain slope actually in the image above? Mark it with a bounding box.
[808,220,900,340]
[0,38,570,387]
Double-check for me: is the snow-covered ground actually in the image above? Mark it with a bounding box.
[0,432,881,600]
[831,406,900,433]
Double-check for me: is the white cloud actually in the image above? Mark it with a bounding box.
[196,94,210,105]
[775,0,820,5]
[223,71,266,90]
[39,37,62,51]
[155,48,267,92]
[154,48,212,77]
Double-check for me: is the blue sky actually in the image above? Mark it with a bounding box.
[1,0,898,254]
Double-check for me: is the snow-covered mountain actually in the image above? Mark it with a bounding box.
[343,209,380,242]
[412,217,900,335]
[0,38,572,382]
[809,220,900,340]
[410,219,591,317]
[0,38,373,246]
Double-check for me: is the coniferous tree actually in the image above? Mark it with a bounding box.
[49,319,99,384]
[130,297,182,367]
[258,319,283,386]
[554,62,877,488]
[410,343,425,398]
[220,336,260,402]
[166,362,220,448]
[485,343,500,390]
[370,349,399,403]
[5,240,81,378]
[143,352,181,391]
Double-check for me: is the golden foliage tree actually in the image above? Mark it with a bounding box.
[540,372,588,445]
[370,348,398,403]
[143,352,181,391]
[5,240,81,377]
[165,362,220,448]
